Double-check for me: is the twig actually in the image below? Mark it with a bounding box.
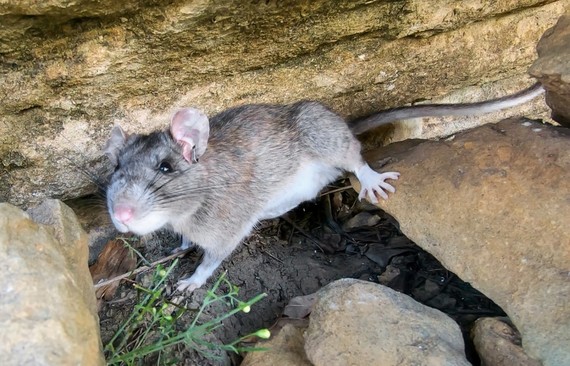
[281,216,324,253]
[319,185,352,197]
[242,242,284,264]
[94,248,194,290]
[260,248,284,264]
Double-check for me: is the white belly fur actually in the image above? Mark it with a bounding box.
[260,161,341,220]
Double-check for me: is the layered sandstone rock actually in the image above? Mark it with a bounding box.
[1,0,565,206]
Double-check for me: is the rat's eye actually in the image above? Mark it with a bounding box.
[158,161,174,173]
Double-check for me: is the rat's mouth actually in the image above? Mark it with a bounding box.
[113,220,130,233]
[111,211,170,236]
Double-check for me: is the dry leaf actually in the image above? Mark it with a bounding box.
[89,238,137,305]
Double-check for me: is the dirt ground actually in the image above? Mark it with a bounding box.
[86,180,504,365]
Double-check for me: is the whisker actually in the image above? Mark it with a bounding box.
[148,173,179,196]
[153,183,244,199]
[140,153,189,198]
[150,182,249,205]
[56,134,111,190]
[57,153,109,193]
[142,170,163,196]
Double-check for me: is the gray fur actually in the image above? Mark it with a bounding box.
[106,102,370,291]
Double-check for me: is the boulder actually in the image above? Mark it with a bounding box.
[1,0,565,206]
[304,279,469,366]
[352,118,570,366]
[243,280,470,365]
[0,201,104,365]
[530,12,570,127]
[471,317,542,366]
[241,324,311,366]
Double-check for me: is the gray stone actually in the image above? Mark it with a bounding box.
[304,279,470,366]
[472,318,542,366]
[530,13,570,127]
[353,118,570,366]
[341,211,381,231]
[241,324,311,366]
[27,199,99,311]
[0,202,104,365]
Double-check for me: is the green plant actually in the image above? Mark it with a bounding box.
[104,260,269,365]
[117,236,150,266]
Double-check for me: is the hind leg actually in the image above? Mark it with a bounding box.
[341,138,400,203]
[354,164,400,203]
[294,104,399,203]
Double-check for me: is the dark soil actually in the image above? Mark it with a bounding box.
[85,179,505,365]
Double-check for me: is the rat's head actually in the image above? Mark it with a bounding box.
[104,108,210,235]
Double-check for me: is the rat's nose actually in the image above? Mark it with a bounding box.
[114,204,135,224]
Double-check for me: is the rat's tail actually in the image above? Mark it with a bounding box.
[350,82,544,135]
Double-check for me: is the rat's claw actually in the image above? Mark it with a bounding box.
[379,180,396,193]
[357,189,367,202]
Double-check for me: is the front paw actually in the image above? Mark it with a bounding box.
[176,276,204,293]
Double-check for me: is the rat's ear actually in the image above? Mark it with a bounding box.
[170,108,210,163]
[104,125,128,166]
